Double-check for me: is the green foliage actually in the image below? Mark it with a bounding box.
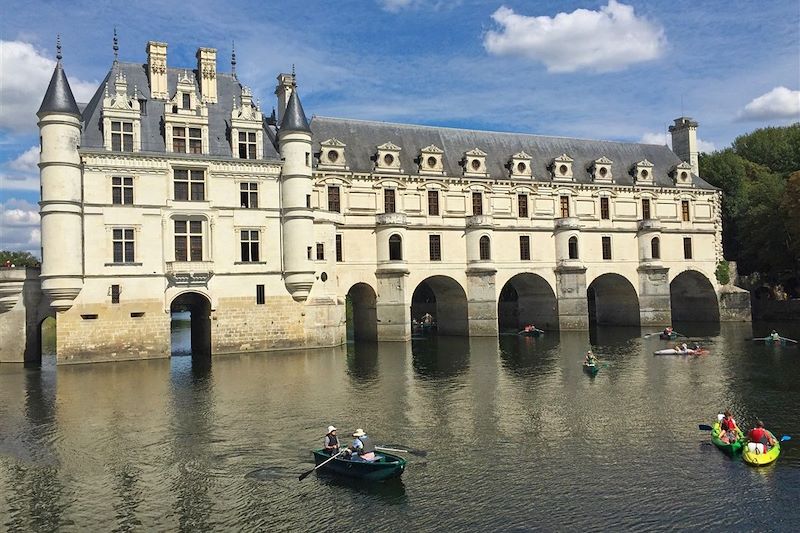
[732,123,800,175]
[715,260,731,286]
[0,251,40,267]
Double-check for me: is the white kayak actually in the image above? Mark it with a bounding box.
[654,348,709,356]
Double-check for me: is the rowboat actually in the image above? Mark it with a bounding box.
[711,422,744,456]
[653,348,709,356]
[311,449,406,481]
[659,332,679,340]
[742,441,780,467]
[583,362,599,375]
[519,329,544,337]
[751,336,797,345]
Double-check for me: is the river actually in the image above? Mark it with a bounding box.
[1,321,798,531]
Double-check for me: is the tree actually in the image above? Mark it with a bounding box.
[732,123,800,175]
[0,251,40,267]
[781,171,800,275]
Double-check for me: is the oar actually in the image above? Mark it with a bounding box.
[781,337,798,344]
[780,435,791,442]
[375,445,428,457]
[699,424,713,431]
[643,332,660,338]
[298,449,346,481]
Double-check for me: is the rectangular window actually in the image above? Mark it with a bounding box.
[683,237,693,259]
[602,236,612,260]
[256,284,265,305]
[111,121,133,152]
[240,230,260,262]
[173,127,186,153]
[520,236,531,260]
[239,182,258,208]
[681,200,690,222]
[428,190,440,216]
[429,235,441,261]
[328,186,341,213]
[316,243,325,261]
[174,220,203,261]
[188,128,202,154]
[112,228,135,263]
[472,192,483,215]
[174,169,205,201]
[642,198,651,220]
[600,197,610,220]
[182,93,191,109]
[560,196,570,218]
[518,194,529,218]
[111,284,120,304]
[384,189,396,214]
[238,131,257,159]
[335,234,343,262]
[112,177,134,205]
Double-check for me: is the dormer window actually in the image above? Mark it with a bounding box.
[632,159,655,184]
[238,132,257,159]
[671,161,693,187]
[463,148,488,177]
[231,86,263,160]
[102,71,142,152]
[419,145,444,175]
[375,142,402,173]
[111,121,134,152]
[182,93,191,109]
[319,138,347,169]
[510,151,533,178]
[552,154,573,181]
[591,156,613,183]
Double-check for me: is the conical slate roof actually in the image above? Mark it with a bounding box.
[37,61,80,118]
[279,89,311,134]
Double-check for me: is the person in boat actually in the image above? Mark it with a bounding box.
[422,313,433,326]
[323,425,339,455]
[718,410,740,444]
[747,420,777,452]
[770,330,780,341]
[663,326,674,336]
[523,324,536,333]
[584,350,597,365]
[348,428,376,461]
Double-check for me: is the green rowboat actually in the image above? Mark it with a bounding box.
[583,362,599,376]
[312,449,406,481]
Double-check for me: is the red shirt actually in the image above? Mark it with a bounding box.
[749,427,767,443]
[721,417,737,431]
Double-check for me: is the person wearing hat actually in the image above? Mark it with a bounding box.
[349,428,376,461]
[323,425,340,455]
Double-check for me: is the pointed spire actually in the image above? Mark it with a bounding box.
[279,81,310,135]
[113,27,119,63]
[38,36,80,118]
[231,40,237,79]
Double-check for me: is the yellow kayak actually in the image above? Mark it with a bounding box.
[742,441,780,466]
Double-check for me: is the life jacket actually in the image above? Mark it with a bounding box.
[325,434,339,448]
[749,427,769,446]
[356,435,375,454]
[721,417,736,432]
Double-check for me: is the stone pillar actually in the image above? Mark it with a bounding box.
[466,269,498,336]
[718,287,752,321]
[638,265,671,326]
[555,265,588,330]
[375,270,410,341]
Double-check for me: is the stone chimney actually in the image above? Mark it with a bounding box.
[275,73,294,124]
[196,47,218,104]
[146,41,168,100]
[669,117,699,176]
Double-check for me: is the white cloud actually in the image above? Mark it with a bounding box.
[0,145,41,191]
[0,199,40,253]
[378,0,459,12]
[737,86,800,121]
[639,132,715,153]
[8,146,39,172]
[483,1,666,73]
[0,40,97,134]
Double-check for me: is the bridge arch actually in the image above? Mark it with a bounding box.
[498,273,558,331]
[410,275,468,336]
[346,282,378,341]
[170,291,212,358]
[587,273,640,326]
[670,270,719,322]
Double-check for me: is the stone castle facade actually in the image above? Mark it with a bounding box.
[7,39,751,364]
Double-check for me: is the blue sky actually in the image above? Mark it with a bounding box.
[1,0,799,253]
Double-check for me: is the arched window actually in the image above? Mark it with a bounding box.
[651,237,660,259]
[388,234,403,261]
[568,236,579,259]
[479,235,491,260]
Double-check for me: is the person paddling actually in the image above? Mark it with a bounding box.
[719,410,740,444]
[584,350,597,365]
[663,326,674,336]
[747,420,777,452]
[349,428,376,461]
[769,330,780,341]
[323,425,339,455]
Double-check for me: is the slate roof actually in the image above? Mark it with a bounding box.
[79,62,279,159]
[279,89,311,134]
[38,62,81,118]
[309,117,716,189]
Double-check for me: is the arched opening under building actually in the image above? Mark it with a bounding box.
[346,283,378,341]
[587,273,640,326]
[170,292,212,359]
[497,274,558,332]
[670,270,720,322]
[410,276,468,336]
[35,315,57,366]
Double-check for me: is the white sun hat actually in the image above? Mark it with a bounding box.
[327,425,337,433]
[352,428,366,437]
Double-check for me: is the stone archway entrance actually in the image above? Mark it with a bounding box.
[346,283,378,341]
[498,273,558,332]
[410,276,468,336]
[670,271,720,322]
[587,273,640,326]
[170,292,212,358]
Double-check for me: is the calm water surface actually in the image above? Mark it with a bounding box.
[1,322,799,532]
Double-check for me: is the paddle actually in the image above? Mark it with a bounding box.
[780,435,791,442]
[699,424,713,431]
[376,445,428,457]
[298,449,346,481]
[782,337,798,344]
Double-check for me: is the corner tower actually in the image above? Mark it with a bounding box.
[669,117,699,176]
[278,78,315,301]
[37,39,84,311]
